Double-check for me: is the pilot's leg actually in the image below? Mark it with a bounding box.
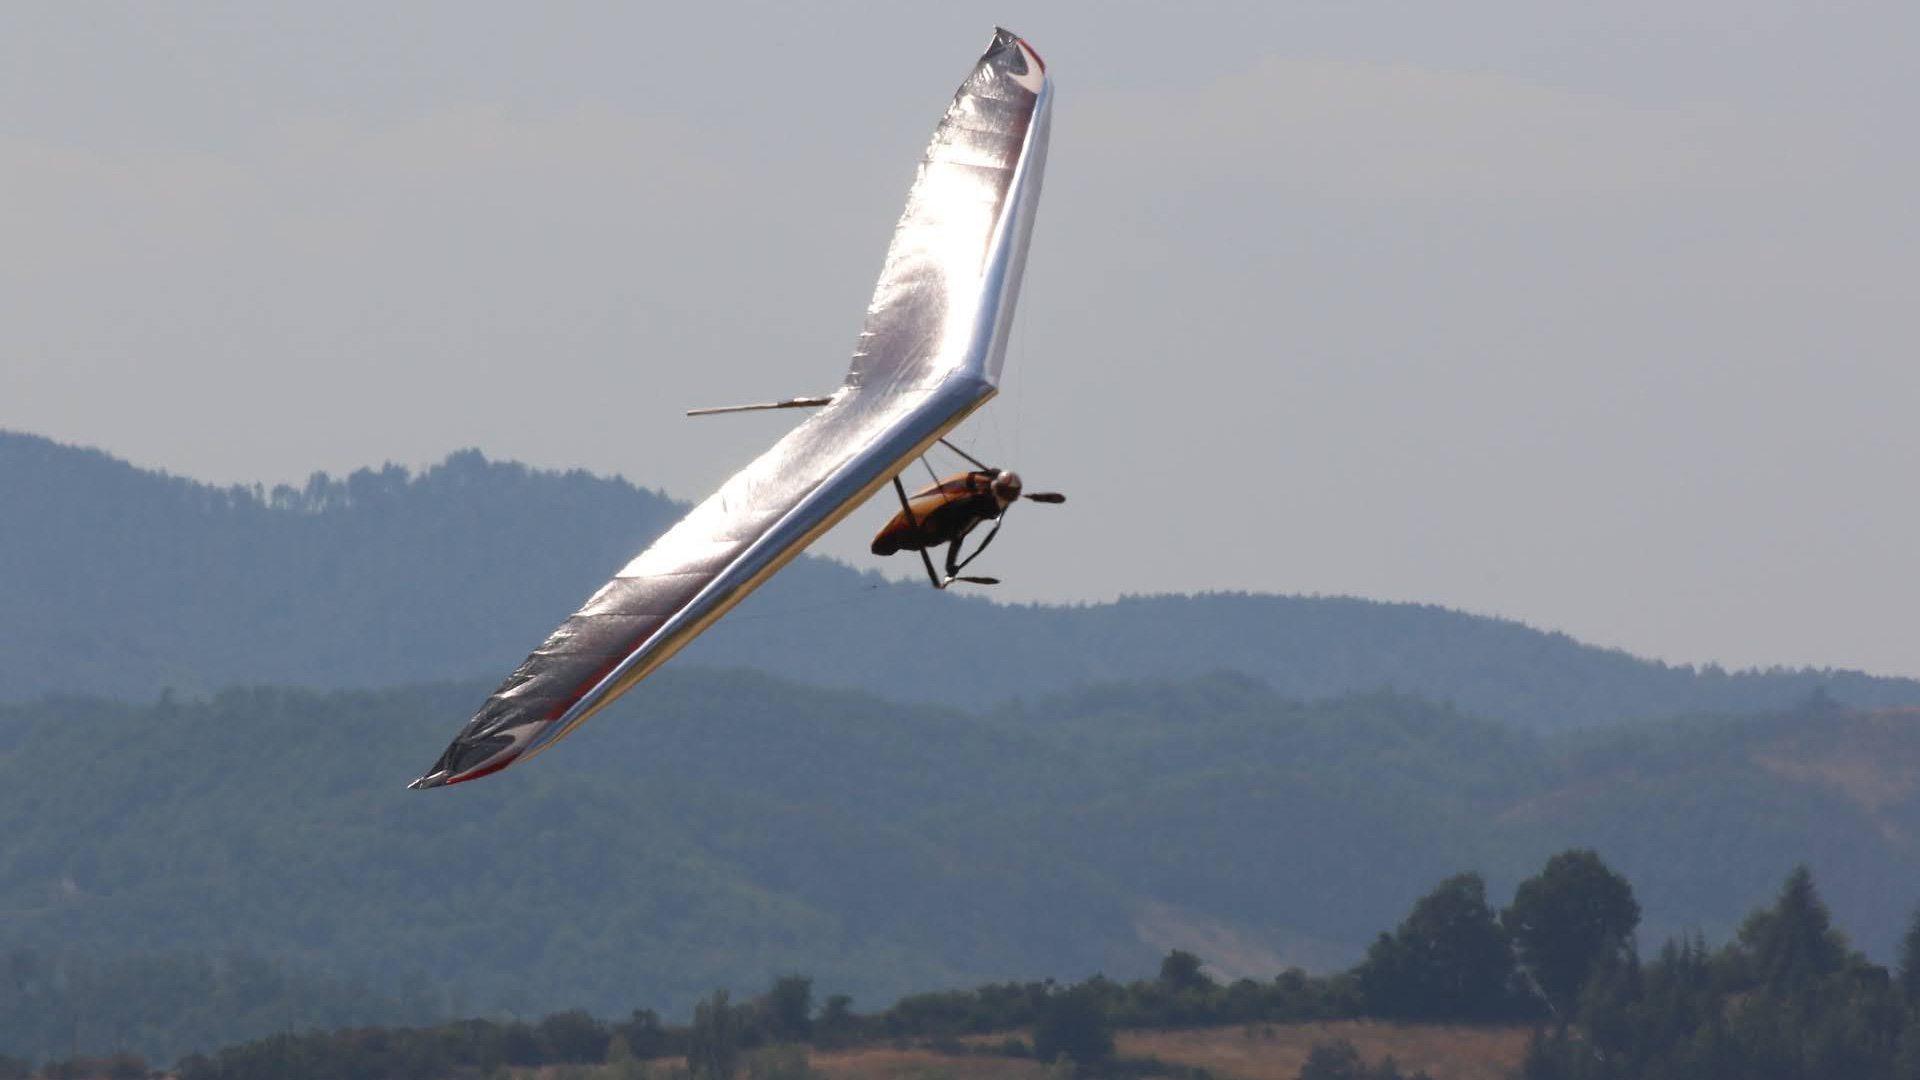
[944,538,965,578]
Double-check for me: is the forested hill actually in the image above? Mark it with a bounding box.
[4,674,1920,1028]
[7,429,1919,730]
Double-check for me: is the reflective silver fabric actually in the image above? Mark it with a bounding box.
[411,28,1050,788]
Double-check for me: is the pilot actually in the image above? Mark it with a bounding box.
[871,468,1027,580]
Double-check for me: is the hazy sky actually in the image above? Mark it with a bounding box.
[5,3,1917,676]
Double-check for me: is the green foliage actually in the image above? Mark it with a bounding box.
[758,975,813,1044]
[812,995,857,1050]
[1357,873,1517,1021]
[687,991,742,1080]
[881,984,1043,1039]
[613,1009,679,1060]
[1525,865,1914,1079]
[167,1009,677,1080]
[864,964,1366,1040]
[1503,849,1641,1015]
[1899,905,1920,1004]
[540,1009,612,1063]
[1031,986,1114,1070]
[1734,865,1852,991]
[1157,951,1212,994]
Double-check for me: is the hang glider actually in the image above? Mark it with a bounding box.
[409,28,1052,789]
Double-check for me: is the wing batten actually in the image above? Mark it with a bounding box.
[410,29,1050,789]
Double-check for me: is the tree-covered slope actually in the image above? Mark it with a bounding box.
[7,429,1919,730]
[0,675,1132,1021]
[5,673,1918,1022]
[0,432,688,699]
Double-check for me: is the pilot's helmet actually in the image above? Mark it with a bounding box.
[991,469,1024,505]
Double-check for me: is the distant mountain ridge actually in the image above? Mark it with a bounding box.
[5,428,1917,730]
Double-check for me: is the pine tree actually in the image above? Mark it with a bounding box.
[1737,866,1849,992]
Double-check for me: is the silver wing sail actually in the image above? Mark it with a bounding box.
[410,28,1051,788]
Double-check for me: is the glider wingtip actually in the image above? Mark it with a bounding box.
[409,750,522,791]
[991,26,1045,72]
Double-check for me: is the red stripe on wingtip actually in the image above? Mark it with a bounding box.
[1020,38,1046,72]
[445,755,520,787]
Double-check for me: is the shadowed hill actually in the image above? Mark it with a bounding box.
[0,432,686,698]
[7,429,1918,730]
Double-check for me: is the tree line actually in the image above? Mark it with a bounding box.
[13,849,1920,1079]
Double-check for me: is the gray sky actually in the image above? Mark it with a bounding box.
[5,2,1917,677]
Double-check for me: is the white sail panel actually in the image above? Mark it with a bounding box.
[411,29,1050,788]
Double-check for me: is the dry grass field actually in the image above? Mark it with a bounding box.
[807,1046,1053,1080]
[1116,1021,1529,1080]
[794,1020,1530,1080]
